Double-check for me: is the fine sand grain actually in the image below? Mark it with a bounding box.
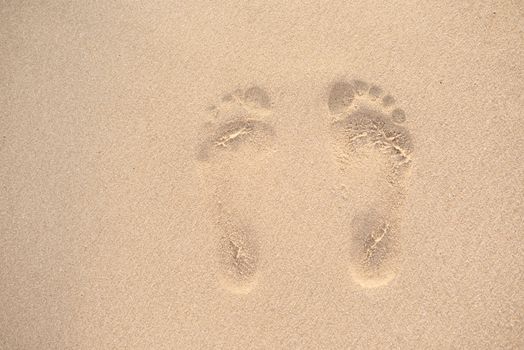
[1,1,523,349]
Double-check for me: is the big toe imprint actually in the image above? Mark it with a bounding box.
[196,85,275,294]
[327,79,414,288]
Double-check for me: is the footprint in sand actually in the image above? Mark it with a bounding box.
[327,79,414,288]
[196,86,275,294]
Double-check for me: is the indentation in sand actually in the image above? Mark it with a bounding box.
[327,79,414,288]
[196,85,274,294]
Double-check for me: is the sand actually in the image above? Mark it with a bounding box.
[1,1,523,349]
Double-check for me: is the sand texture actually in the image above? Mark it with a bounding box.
[1,1,523,349]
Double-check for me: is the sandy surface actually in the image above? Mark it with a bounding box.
[1,1,523,349]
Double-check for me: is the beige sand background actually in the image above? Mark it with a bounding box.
[1,1,523,349]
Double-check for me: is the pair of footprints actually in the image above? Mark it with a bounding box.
[197,80,413,294]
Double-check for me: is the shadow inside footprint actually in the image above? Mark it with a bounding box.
[332,109,413,165]
[216,222,260,294]
[243,86,271,110]
[348,209,401,288]
[197,119,275,162]
[328,81,355,114]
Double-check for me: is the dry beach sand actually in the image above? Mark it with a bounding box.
[1,1,523,349]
